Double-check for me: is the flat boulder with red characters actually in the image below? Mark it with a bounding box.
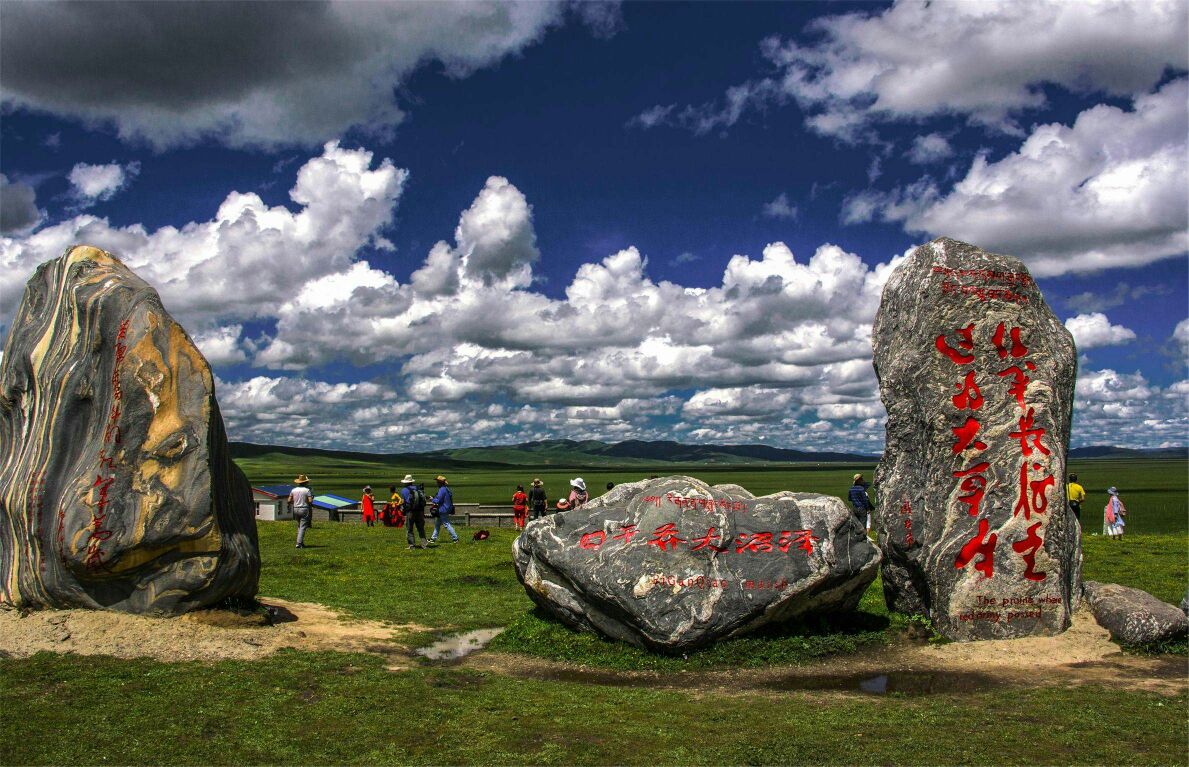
[512,476,880,652]
[872,237,1081,641]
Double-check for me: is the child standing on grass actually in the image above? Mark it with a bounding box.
[361,486,376,527]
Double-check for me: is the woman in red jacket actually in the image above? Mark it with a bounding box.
[512,484,529,529]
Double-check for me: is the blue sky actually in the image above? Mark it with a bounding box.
[1,1,1186,453]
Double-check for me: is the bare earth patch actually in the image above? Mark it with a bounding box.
[1,601,1182,696]
[0,598,419,664]
[467,609,1187,697]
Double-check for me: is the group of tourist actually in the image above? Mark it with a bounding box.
[286,473,459,550]
[846,471,1129,538]
[510,477,596,528]
[291,469,1130,547]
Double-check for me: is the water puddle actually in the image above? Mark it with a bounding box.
[415,628,505,662]
[760,670,1002,696]
[507,667,1002,696]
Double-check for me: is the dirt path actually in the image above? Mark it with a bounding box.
[466,609,1187,697]
[0,597,417,664]
[1,601,1183,697]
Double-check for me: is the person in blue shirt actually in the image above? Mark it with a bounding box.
[848,473,875,531]
[428,475,460,544]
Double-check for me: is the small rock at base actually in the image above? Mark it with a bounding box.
[1084,580,1188,647]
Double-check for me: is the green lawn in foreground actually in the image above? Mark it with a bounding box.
[236,456,1188,535]
[1,651,1184,766]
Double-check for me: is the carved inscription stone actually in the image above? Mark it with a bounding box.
[512,476,880,651]
[873,237,1080,640]
[0,246,260,614]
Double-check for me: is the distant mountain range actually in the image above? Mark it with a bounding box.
[228,438,1186,467]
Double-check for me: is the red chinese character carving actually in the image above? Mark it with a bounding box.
[734,532,774,553]
[992,322,1028,359]
[1011,522,1047,581]
[579,531,606,550]
[951,371,984,410]
[613,524,639,543]
[935,324,976,364]
[1012,462,1055,520]
[952,461,990,517]
[690,527,729,553]
[954,518,997,578]
[996,363,1036,409]
[778,529,819,555]
[899,498,911,515]
[951,417,987,454]
[648,523,686,552]
[1009,407,1050,457]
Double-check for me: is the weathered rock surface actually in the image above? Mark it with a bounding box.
[1180,588,1188,616]
[873,237,1080,641]
[513,476,880,651]
[0,245,259,614]
[1083,581,1188,647]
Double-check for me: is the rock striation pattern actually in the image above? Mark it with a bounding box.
[873,237,1080,641]
[0,246,259,614]
[1083,581,1188,647]
[513,476,880,651]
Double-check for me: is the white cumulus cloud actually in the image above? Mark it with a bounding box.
[1064,313,1137,349]
[68,161,138,203]
[847,79,1189,276]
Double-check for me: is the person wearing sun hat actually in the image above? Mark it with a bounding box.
[428,475,459,544]
[848,473,874,531]
[528,478,549,520]
[288,474,313,549]
[400,474,429,549]
[567,477,588,509]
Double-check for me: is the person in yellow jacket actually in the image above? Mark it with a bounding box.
[1067,473,1086,525]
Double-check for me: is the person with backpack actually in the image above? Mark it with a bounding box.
[400,475,429,549]
[528,478,548,520]
[511,484,529,529]
[848,473,875,531]
[428,475,460,544]
[567,478,589,509]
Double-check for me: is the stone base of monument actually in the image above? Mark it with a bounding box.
[1083,581,1188,648]
[512,476,880,652]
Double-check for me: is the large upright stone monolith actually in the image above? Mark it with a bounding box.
[0,245,260,614]
[873,237,1080,640]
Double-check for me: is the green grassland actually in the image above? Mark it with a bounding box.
[236,454,1188,536]
[2,455,1183,765]
[3,522,1186,766]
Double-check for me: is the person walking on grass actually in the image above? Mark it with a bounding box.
[429,475,459,544]
[361,486,377,527]
[289,475,313,549]
[1104,486,1128,539]
[401,475,429,549]
[528,478,548,520]
[512,484,529,529]
[1067,473,1086,526]
[848,473,875,531]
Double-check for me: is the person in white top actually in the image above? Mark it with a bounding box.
[289,475,313,548]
